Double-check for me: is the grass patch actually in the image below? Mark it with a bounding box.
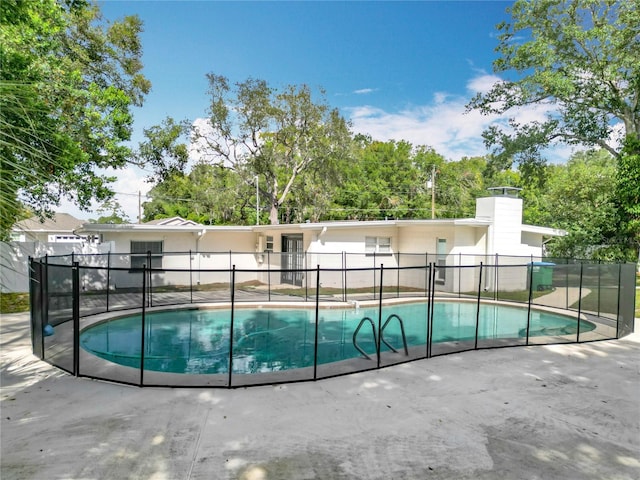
[0,292,30,314]
[572,287,621,314]
[570,275,639,318]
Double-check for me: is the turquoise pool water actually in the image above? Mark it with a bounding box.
[80,302,594,375]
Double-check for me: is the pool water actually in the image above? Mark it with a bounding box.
[80,302,595,375]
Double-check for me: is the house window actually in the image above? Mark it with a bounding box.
[131,241,163,269]
[265,236,274,252]
[436,238,447,284]
[365,236,391,254]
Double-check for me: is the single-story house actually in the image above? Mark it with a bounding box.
[73,191,565,292]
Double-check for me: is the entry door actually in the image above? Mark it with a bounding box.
[281,234,304,286]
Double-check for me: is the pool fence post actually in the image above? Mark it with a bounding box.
[424,253,429,298]
[228,250,232,300]
[189,250,193,304]
[29,258,44,359]
[427,263,434,358]
[565,259,569,309]
[494,254,499,301]
[342,251,346,303]
[430,262,437,357]
[396,252,400,299]
[267,250,271,302]
[304,252,308,301]
[525,258,534,346]
[373,251,377,300]
[474,262,483,350]
[106,251,111,312]
[458,253,462,298]
[228,265,236,387]
[140,264,147,387]
[615,263,622,338]
[377,264,383,368]
[313,265,320,380]
[72,262,80,376]
[39,259,46,359]
[576,263,584,343]
[147,251,152,308]
[597,260,601,317]
[43,255,49,338]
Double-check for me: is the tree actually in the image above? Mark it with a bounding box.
[435,156,487,218]
[93,199,129,224]
[468,0,639,168]
[326,137,445,221]
[538,150,621,260]
[0,0,150,239]
[191,74,353,224]
[143,164,254,225]
[616,134,640,261]
[137,117,191,184]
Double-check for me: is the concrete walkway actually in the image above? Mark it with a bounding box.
[1,312,639,480]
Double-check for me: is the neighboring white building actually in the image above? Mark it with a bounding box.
[72,192,565,292]
[10,213,89,243]
[2,213,106,292]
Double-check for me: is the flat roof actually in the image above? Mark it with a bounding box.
[76,218,563,237]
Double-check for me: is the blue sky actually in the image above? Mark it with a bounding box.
[68,0,552,221]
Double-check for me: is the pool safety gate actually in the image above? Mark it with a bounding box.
[28,254,636,388]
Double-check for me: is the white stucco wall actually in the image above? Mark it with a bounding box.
[476,196,524,256]
[305,225,399,289]
[0,241,109,293]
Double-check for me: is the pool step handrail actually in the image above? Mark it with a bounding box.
[380,314,409,356]
[352,317,377,360]
[352,314,409,360]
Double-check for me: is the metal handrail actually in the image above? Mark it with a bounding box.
[352,316,378,360]
[380,314,409,355]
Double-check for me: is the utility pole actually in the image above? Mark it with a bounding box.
[138,191,142,224]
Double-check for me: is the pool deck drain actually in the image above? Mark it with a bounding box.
[1,312,639,480]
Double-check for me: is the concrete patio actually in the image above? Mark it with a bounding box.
[1,311,639,480]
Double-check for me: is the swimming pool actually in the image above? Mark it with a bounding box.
[80,302,595,375]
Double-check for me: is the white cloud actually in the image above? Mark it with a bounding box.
[467,74,503,95]
[353,88,377,95]
[347,73,569,162]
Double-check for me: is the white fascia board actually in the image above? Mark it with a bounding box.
[75,223,253,235]
[521,224,567,237]
[452,219,492,227]
[252,218,493,232]
[396,219,491,228]
[252,221,399,232]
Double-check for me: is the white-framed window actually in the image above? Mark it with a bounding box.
[48,234,84,243]
[365,236,391,254]
[265,235,274,252]
[131,241,163,269]
[436,238,447,284]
